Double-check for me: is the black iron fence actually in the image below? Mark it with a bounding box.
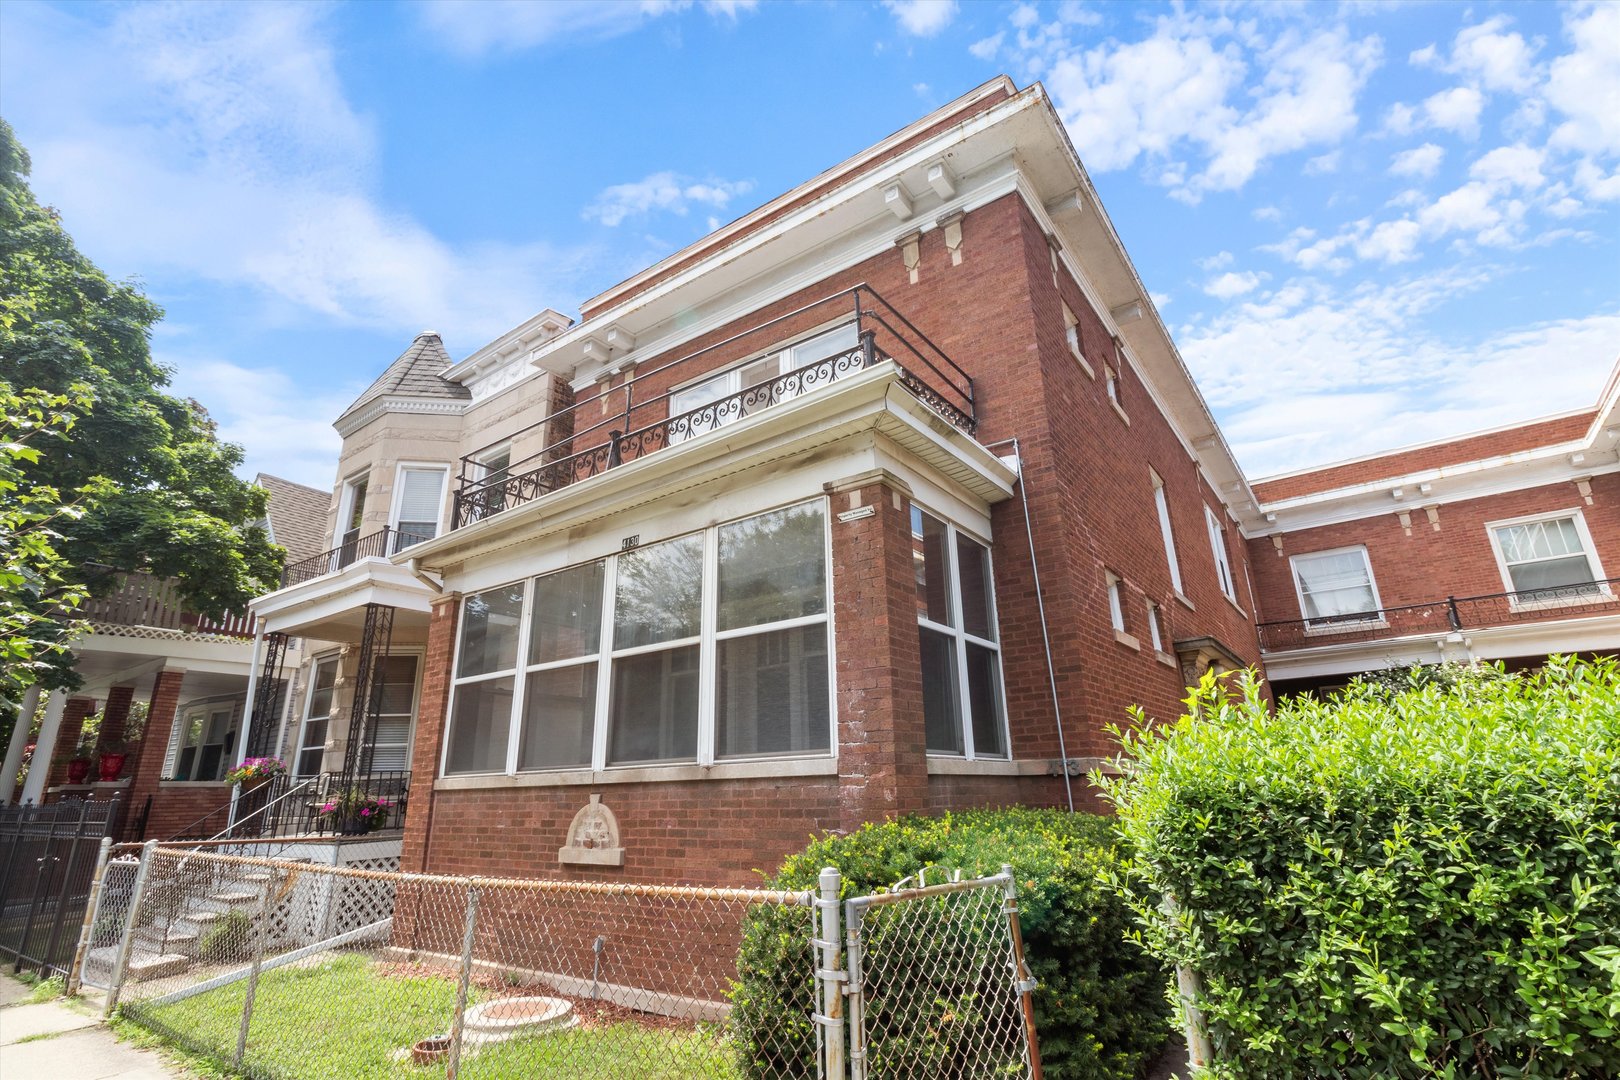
[159,771,411,843]
[1258,578,1620,652]
[0,798,121,978]
[279,526,434,588]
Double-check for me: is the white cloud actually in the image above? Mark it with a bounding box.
[416,0,756,56]
[1469,144,1545,190]
[1446,16,1539,93]
[582,171,754,227]
[1354,218,1422,263]
[882,0,958,37]
[1421,85,1485,137]
[1204,270,1263,299]
[1149,290,1172,309]
[1198,250,1235,271]
[968,32,1003,61]
[1574,161,1620,202]
[1390,142,1444,178]
[1304,150,1340,175]
[1252,204,1283,222]
[1544,3,1620,155]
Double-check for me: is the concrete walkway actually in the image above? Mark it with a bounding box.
[0,977,181,1080]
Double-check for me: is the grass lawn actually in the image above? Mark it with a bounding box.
[126,952,740,1080]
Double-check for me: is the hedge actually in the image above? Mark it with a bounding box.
[731,808,1172,1080]
[1099,657,1620,1079]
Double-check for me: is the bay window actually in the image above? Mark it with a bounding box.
[444,500,832,775]
[912,506,1008,759]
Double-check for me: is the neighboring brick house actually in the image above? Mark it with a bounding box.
[235,76,1617,884]
[1247,367,1620,695]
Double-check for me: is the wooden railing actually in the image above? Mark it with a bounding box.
[80,572,253,638]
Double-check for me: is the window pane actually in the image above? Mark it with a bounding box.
[1508,555,1599,595]
[370,655,418,715]
[294,720,327,776]
[920,626,962,754]
[717,625,829,758]
[955,534,995,640]
[1497,519,1585,563]
[445,676,513,774]
[608,645,700,764]
[718,503,827,631]
[614,536,703,648]
[519,663,597,771]
[1295,550,1377,619]
[530,561,604,664]
[912,507,953,626]
[457,586,525,677]
[965,643,1006,758]
[787,324,859,369]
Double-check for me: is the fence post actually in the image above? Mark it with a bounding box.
[843,897,867,1080]
[816,867,845,1080]
[1000,864,1044,1080]
[234,869,277,1067]
[446,878,481,1080]
[65,836,114,996]
[103,839,157,1019]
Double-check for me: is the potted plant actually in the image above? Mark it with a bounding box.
[96,738,130,782]
[223,756,287,791]
[319,789,394,835]
[65,753,92,785]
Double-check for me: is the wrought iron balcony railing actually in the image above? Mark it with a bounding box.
[279,526,436,588]
[1257,577,1620,652]
[452,283,976,529]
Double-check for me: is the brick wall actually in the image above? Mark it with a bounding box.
[141,784,234,841]
[125,669,187,836]
[1248,474,1620,626]
[43,697,96,791]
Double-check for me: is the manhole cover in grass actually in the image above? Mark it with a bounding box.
[465,996,576,1039]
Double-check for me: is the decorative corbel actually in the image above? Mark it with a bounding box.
[1271,536,1285,558]
[896,230,922,284]
[1397,509,1413,537]
[937,211,965,266]
[1424,505,1441,531]
[1575,477,1595,505]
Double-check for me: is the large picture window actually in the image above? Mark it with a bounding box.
[443,500,832,775]
[912,506,1008,759]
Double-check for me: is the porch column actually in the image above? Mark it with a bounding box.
[400,593,459,873]
[0,684,43,804]
[124,669,187,839]
[829,473,929,832]
[93,685,137,757]
[42,697,97,795]
[19,689,68,805]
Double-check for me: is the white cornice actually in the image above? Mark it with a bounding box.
[333,397,466,439]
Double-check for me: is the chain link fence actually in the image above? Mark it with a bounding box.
[80,844,1040,1079]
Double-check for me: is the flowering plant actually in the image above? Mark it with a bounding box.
[223,757,287,785]
[319,789,394,832]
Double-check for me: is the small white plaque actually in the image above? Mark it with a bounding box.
[837,506,876,523]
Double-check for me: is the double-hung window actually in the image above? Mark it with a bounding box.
[1151,470,1183,595]
[294,656,339,776]
[392,466,447,551]
[1205,505,1237,603]
[477,448,511,516]
[444,500,831,775]
[913,507,1008,759]
[1488,511,1608,603]
[1291,547,1382,626]
[668,324,860,444]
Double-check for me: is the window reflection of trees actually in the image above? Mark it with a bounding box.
[614,535,703,648]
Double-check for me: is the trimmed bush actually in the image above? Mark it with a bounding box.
[1100,657,1620,1079]
[732,808,1172,1080]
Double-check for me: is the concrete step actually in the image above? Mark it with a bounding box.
[241,872,273,883]
[133,926,199,954]
[127,950,192,982]
[208,891,260,906]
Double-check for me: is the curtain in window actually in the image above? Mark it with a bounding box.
[1295,550,1377,620]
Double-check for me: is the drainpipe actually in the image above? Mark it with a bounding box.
[407,559,445,594]
[989,437,1074,813]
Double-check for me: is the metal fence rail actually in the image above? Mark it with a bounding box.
[0,798,123,979]
[84,846,1041,1080]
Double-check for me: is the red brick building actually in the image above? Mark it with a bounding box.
[220,77,1616,884]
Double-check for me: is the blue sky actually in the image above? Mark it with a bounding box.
[2,0,1617,490]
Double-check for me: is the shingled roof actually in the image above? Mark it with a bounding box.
[257,474,332,566]
[339,331,470,423]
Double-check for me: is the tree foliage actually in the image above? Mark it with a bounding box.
[0,117,282,696]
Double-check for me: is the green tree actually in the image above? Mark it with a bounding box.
[0,118,282,706]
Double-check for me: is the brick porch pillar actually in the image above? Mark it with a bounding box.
[125,669,187,839]
[829,474,928,832]
[43,697,97,796]
[400,594,460,874]
[94,684,137,757]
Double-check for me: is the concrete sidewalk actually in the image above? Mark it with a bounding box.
[0,977,181,1080]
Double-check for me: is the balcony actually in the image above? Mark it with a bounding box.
[281,526,436,589]
[82,572,253,638]
[452,284,976,529]
[1258,578,1620,653]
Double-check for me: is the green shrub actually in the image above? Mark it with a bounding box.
[197,909,253,964]
[732,808,1172,1080]
[1099,656,1620,1079]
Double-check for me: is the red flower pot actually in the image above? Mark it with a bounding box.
[97,753,129,781]
[66,759,92,785]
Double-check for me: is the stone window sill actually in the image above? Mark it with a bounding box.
[1114,629,1141,651]
[436,755,837,791]
[925,756,1051,776]
[1174,591,1196,611]
[1110,400,1130,425]
[1156,650,1178,668]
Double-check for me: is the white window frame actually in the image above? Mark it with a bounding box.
[1205,505,1237,603]
[388,462,450,551]
[294,653,341,777]
[1062,302,1094,378]
[441,498,838,777]
[1485,508,1611,609]
[360,650,424,774]
[1289,545,1386,631]
[914,506,1012,762]
[667,321,860,444]
[334,470,370,549]
[1146,602,1164,652]
[1151,469,1184,595]
[1106,573,1126,632]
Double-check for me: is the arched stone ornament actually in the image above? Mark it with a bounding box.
[558,794,624,867]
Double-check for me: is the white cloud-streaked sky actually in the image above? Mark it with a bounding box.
[1,0,1615,488]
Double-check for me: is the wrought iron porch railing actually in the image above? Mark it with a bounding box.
[159,770,411,842]
[1257,577,1620,652]
[452,283,976,529]
[81,572,253,637]
[279,526,435,588]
